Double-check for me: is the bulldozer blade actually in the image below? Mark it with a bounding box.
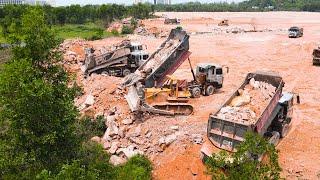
[125,86,141,112]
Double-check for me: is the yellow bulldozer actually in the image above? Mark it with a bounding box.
[143,75,194,115]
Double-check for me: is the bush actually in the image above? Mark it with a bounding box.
[111,29,120,36]
[116,155,152,180]
[205,132,281,180]
[85,28,104,41]
[121,25,134,35]
[76,116,106,141]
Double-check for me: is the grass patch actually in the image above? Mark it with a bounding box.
[52,23,115,40]
[0,49,11,67]
[0,26,6,43]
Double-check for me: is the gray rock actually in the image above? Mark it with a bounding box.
[122,118,133,125]
[108,142,119,154]
[192,134,203,144]
[170,126,179,131]
[105,117,119,137]
[84,94,95,106]
[118,145,143,159]
[90,136,101,143]
[102,141,111,150]
[109,155,126,166]
[159,134,177,146]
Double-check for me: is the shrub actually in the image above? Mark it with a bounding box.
[121,25,134,35]
[116,155,152,180]
[205,132,281,180]
[111,29,120,36]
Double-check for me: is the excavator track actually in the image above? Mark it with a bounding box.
[152,103,194,116]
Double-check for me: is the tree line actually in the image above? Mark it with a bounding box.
[0,3,153,29]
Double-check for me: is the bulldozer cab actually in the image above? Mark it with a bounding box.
[130,51,149,67]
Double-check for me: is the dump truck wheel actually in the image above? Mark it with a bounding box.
[281,123,290,138]
[123,69,131,77]
[101,71,109,76]
[205,85,215,96]
[191,87,201,98]
[269,131,280,146]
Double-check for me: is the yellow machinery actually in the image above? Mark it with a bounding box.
[143,75,194,115]
[145,75,191,104]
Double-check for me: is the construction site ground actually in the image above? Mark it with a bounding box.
[63,12,320,179]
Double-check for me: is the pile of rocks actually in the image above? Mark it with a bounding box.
[60,39,88,64]
[140,39,180,74]
[217,78,276,124]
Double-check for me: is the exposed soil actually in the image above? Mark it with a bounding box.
[63,11,320,180]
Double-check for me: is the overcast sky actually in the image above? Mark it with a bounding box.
[54,0,244,6]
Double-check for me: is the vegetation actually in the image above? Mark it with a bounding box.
[0,7,152,179]
[205,132,281,180]
[52,23,113,40]
[121,25,134,35]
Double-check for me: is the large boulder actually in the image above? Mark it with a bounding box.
[109,155,126,166]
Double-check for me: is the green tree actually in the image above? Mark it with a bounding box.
[0,7,80,178]
[205,132,281,180]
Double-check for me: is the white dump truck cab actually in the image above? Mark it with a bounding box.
[130,51,149,67]
[196,63,224,88]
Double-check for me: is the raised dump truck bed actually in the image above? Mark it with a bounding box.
[136,28,190,88]
[207,72,284,152]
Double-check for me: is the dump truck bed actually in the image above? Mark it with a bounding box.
[85,47,131,74]
[207,72,284,151]
[135,28,190,88]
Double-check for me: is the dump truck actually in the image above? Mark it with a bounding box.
[288,26,303,38]
[124,28,190,88]
[84,41,149,76]
[188,62,225,97]
[312,47,320,65]
[164,18,181,24]
[123,28,193,115]
[201,71,297,156]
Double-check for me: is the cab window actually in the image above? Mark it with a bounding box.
[216,68,223,75]
[143,55,149,60]
[198,67,206,73]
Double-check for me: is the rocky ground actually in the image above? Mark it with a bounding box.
[61,12,320,180]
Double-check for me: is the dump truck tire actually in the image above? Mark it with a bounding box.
[205,85,215,96]
[123,69,131,77]
[191,87,201,98]
[102,71,109,76]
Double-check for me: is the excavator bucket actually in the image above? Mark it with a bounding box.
[125,86,141,112]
